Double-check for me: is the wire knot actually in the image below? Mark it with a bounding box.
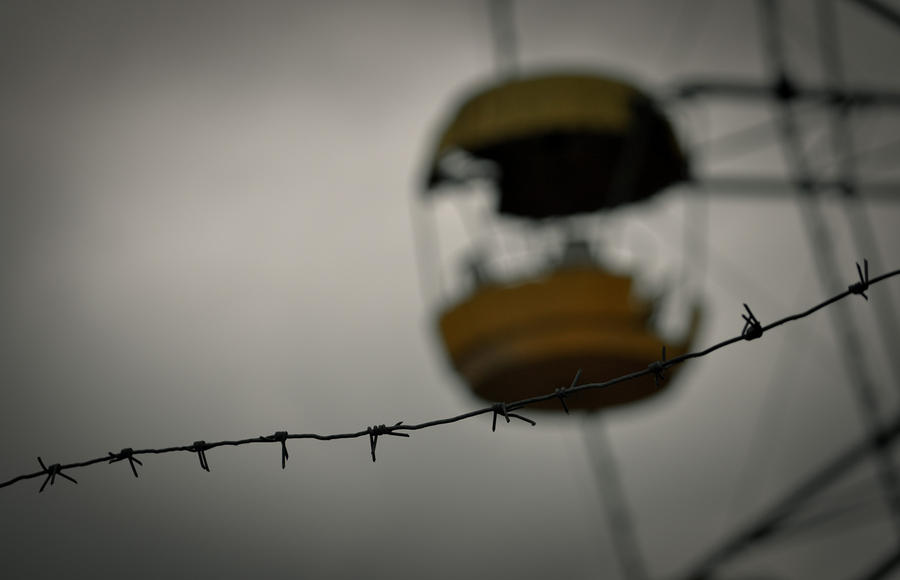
[648,346,668,388]
[269,431,290,469]
[37,457,77,493]
[366,422,409,462]
[741,304,763,340]
[553,388,570,414]
[849,259,870,300]
[491,403,536,432]
[108,447,143,478]
[192,441,210,472]
[554,369,583,414]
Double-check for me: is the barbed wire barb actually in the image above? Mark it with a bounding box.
[37,457,77,493]
[108,448,142,478]
[648,346,668,388]
[555,369,582,414]
[0,261,898,492]
[367,422,409,462]
[267,431,290,469]
[850,259,870,300]
[742,303,764,340]
[193,441,210,472]
[492,403,536,432]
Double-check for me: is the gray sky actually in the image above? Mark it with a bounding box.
[2,1,900,578]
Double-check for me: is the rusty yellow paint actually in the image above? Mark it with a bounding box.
[433,74,637,159]
[437,267,701,411]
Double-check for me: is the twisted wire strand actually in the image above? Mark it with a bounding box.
[2,263,897,492]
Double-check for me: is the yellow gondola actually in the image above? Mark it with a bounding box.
[422,72,701,411]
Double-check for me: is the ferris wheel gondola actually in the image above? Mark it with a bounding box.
[420,72,701,412]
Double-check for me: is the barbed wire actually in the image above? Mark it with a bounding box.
[1,260,897,493]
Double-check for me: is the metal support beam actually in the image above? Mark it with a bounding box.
[668,79,900,108]
[693,176,900,200]
[673,4,900,577]
[673,414,900,580]
[488,0,518,77]
[583,415,649,580]
[849,0,900,32]
[853,546,900,580]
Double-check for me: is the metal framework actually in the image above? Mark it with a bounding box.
[670,2,900,578]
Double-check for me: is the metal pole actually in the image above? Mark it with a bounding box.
[488,0,518,77]
[583,414,649,580]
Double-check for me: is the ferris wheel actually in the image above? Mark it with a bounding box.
[412,2,900,578]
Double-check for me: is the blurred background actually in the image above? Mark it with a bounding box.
[2,1,900,578]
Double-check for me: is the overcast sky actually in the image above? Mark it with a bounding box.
[2,1,900,579]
